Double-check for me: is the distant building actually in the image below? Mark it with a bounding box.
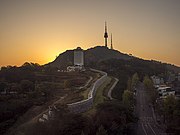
[167,73,176,83]
[66,47,84,72]
[157,86,175,99]
[74,47,84,66]
[158,86,171,95]
[151,75,164,85]
[67,65,83,72]
[178,73,180,81]
[151,76,160,85]
[67,66,75,72]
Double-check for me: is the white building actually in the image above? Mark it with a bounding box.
[74,47,84,66]
[67,65,83,72]
[161,90,175,98]
[158,86,171,94]
[158,86,175,98]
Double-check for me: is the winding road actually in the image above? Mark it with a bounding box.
[107,78,119,100]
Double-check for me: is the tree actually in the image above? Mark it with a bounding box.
[0,82,8,92]
[63,80,72,89]
[143,75,153,90]
[20,80,34,93]
[162,95,180,134]
[36,82,56,101]
[81,131,85,135]
[24,112,93,135]
[96,125,107,135]
[131,73,139,90]
[11,83,20,93]
[127,78,132,91]
[143,75,158,104]
[122,90,134,109]
[163,95,177,122]
[95,101,136,134]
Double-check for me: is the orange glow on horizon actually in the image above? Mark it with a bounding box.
[0,0,180,67]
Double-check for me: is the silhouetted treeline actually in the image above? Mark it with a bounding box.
[22,101,136,135]
[0,63,42,83]
[0,62,92,134]
[0,63,58,134]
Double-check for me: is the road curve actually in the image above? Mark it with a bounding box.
[107,77,119,100]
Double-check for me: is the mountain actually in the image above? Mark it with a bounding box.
[84,46,131,63]
[48,49,74,68]
[47,46,132,68]
[46,46,180,73]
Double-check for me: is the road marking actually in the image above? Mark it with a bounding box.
[148,123,157,135]
[140,117,153,123]
[151,105,157,122]
[147,117,153,122]
[141,123,148,135]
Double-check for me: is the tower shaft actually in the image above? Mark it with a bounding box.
[111,33,113,49]
[104,22,108,47]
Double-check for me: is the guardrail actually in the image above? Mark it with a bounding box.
[67,69,107,113]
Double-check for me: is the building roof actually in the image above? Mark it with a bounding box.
[158,86,171,90]
[75,47,83,51]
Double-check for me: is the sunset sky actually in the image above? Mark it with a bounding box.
[0,0,180,67]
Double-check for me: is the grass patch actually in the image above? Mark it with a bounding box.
[103,77,116,98]
[94,77,111,106]
[84,77,112,115]
[81,87,91,99]
[80,72,102,100]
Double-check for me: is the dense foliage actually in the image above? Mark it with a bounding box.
[90,58,167,100]
[0,63,89,134]
[162,96,180,134]
[22,101,136,135]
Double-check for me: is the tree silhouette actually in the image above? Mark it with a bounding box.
[96,125,107,135]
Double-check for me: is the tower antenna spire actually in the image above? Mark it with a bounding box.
[104,21,108,47]
[111,33,113,49]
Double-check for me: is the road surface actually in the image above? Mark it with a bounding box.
[107,77,119,100]
[135,83,166,135]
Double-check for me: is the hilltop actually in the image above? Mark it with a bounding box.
[47,46,180,73]
[47,46,132,68]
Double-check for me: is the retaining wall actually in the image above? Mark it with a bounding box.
[67,69,107,113]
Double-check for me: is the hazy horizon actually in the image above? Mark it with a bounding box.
[0,0,180,67]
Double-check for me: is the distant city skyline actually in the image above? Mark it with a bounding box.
[0,0,180,67]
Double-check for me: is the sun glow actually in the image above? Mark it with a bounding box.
[0,0,180,67]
